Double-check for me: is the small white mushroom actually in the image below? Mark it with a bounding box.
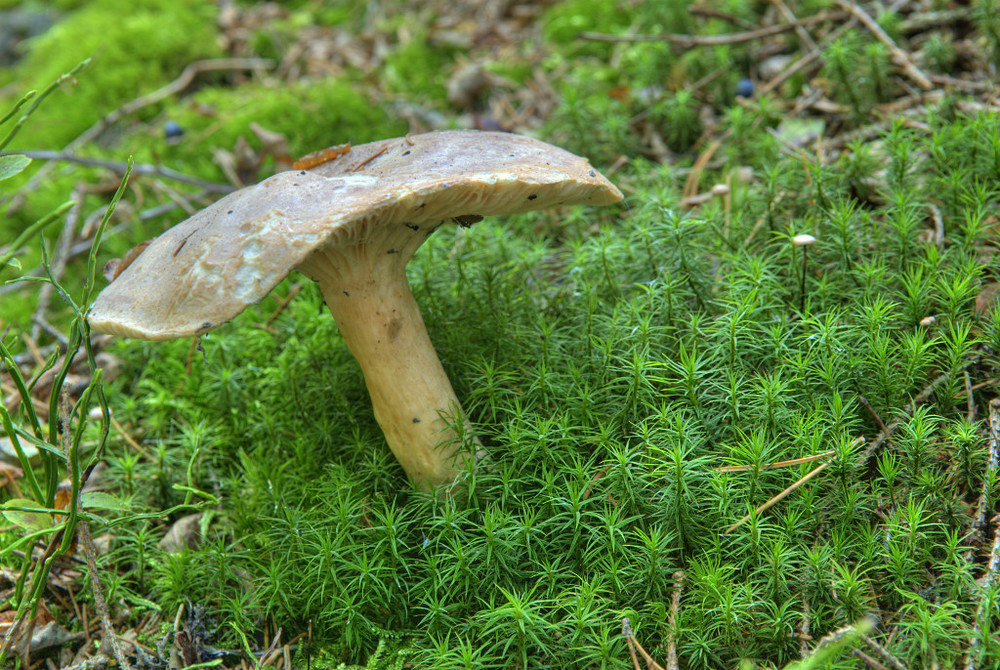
[792,234,817,313]
[88,131,622,489]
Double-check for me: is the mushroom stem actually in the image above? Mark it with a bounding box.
[298,243,477,489]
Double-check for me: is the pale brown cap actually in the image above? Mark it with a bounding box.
[88,131,622,340]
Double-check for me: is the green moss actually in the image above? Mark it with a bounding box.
[4,0,221,150]
[542,0,633,47]
[4,4,1000,668]
[77,111,994,669]
[154,78,406,174]
[542,64,639,166]
[381,37,450,99]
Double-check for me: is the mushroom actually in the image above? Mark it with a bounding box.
[88,130,622,488]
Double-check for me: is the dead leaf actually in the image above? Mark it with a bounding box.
[159,513,203,553]
[976,282,1000,315]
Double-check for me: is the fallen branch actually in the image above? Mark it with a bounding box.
[580,11,843,47]
[0,195,209,300]
[15,152,234,194]
[858,395,898,452]
[73,58,272,148]
[758,17,859,96]
[852,648,890,670]
[771,0,820,52]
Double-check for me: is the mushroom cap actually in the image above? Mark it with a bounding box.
[88,130,622,340]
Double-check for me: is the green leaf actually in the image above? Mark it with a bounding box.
[81,490,128,513]
[0,154,30,180]
[0,498,52,531]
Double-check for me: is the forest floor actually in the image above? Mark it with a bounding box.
[2,1,1000,669]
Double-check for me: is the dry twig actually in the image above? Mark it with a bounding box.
[725,459,833,533]
[581,11,843,47]
[963,515,1000,670]
[860,633,909,670]
[858,395,898,452]
[799,590,811,657]
[665,571,685,670]
[863,357,984,464]
[831,0,931,90]
[853,649,890,670]
[16,152,234,194]
[10,58,272,208]
[30,184,86,343]
[716,450,835,473]
[621,618,666,670]
[757,18,859,95]
[971,398,1000,539]
[771,0,820,52]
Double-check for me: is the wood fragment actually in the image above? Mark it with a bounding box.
[757,17,859,96]
[962,517,1000,669]
[799,591,811,658]
[930,203,944,248]
[683,139,721,200]
[929,74,996,93]
[292,143,352,170]
[858,395,898,452]
[350,145,389,172]
[17,152,234,194]
[265,285,303,326]
[964,370,975,422]
[969,398,1000,542]
[688,6,756,30]
[110,240,152,281]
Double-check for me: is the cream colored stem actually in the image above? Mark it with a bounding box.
[301,251,474,488]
